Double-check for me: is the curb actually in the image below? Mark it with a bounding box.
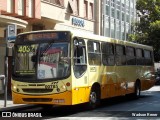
[0,104,35,112]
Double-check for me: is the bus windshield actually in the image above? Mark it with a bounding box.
[13,31,71,80]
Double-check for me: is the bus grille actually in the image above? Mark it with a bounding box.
[22,88,53,93]
[23,98,52,102]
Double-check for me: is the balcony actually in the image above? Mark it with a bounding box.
[41,0,65,23]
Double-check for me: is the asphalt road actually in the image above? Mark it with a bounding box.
[1,86,160,120]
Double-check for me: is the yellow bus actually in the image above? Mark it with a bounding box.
[11,30,155,109]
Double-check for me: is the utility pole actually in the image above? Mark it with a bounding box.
[4,46,8,107]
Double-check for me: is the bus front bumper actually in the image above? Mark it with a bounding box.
[12,91,72,105]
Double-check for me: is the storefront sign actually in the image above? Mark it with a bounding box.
[72,17,85,27]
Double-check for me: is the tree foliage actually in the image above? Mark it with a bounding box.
[129,0,160,62]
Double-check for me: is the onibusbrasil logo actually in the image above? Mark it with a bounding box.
[2,112,42,118]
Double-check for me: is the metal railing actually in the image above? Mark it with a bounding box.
[0,75,5,94]
[0,74,8,107]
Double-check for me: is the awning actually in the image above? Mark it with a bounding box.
[0,15,28,28]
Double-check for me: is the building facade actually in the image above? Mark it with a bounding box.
[102,0,137,40]
[0,0,95,91]
[0,0,95,40]
[40,0,94,33]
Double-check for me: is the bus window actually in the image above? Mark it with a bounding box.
[144,50,152,66]
[136,48,144,65]
[73,38,87,78]
[87,41,101,65]
[115,45,126,65]
[37,42,70,79]
[101,42,115,66]
[126,46,136,65]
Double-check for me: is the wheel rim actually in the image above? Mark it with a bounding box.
[136,85,140,96]
[90,92,97,104]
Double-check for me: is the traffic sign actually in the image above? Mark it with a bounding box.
[7,24,17,40]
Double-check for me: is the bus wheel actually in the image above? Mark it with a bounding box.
[87,86,100,109]
[134,81,141,98]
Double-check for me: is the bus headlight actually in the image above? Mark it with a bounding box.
[13,85,17,90]
[61,85,66,90]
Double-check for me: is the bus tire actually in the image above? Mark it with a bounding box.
[87,85,101,109]
[134,81,141,99]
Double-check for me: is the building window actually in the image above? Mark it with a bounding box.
[18,0,23,15]
[126,14,129,22]
[75,0,79,15]
[111,8,115,18]
[111,18,115,38]
[121,22,125,40]
[126,23,129,39]
[106,0,109,5]
[106,5,110,15]
[67,0,79,15]
[105,28,110,37]
[116,20,120,39]
[117,0,120,10]
[42,0,64,7]
[105,16,109,28]
[111,0,115,7]
[84,0,88,18]
[122,12,125,21]
[122,3,125,12]
[105,16,110,37]
[117,10,120,19]
[89,2,93,20]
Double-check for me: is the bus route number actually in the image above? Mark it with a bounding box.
[18,45,35,53]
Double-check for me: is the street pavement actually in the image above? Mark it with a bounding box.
[0,92,31,111]
[0,85,160,111]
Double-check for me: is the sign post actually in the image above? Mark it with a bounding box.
[4,24,17,107]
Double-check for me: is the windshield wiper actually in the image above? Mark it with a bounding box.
[40,43,53,56]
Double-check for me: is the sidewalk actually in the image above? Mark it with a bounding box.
[0,92,27,111]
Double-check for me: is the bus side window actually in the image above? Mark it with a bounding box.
[73,38,87,78]
[87,41,101,65]
[115,45,126,65]
[126,46,136,65]
[74,46,86,64]
[144,50,152,66]
[136,48,144,65]
[102,42,115,66]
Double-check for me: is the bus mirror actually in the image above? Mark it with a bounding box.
[31,55,37,62]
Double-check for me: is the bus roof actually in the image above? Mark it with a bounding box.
[70,30,153,50]
[17,30,153,51]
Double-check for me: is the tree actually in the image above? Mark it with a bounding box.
[129,0,160,62]
[149,21,160,61]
